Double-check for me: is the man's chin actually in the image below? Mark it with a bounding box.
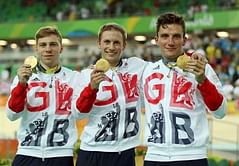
[43,61,56,67]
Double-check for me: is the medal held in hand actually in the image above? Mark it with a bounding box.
[24,56,37,69]
[176,53,190,70]
[95,58,110,72]
[24,56,38,73]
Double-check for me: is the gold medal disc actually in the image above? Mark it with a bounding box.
[95,58,110,72]
[176,54,190,70]
[24,56,38,69]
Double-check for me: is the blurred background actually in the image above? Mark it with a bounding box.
[0,0,239,165]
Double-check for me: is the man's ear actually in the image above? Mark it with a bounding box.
[123,41,127,49]
[60,46,63,53]
[154,36,158,42]
[34,45,37,52]
[183,36,187,46]
[97,40,101,49]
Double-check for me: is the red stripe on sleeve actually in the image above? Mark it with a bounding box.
[197,78,223,111]
[76,84,98,113]
[8,83,28,113]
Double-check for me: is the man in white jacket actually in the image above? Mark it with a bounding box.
[142,13,227,166]
[6,26,80,166]
[74,23,147,166]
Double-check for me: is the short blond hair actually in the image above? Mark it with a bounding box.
[35,26,62,44]
[98,23,127,46]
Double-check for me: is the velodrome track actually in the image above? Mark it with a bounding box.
[208,113,239,161]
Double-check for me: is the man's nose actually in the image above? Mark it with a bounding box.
[45,45,52,51]
[168,37,175,45]
[109,42,115,49]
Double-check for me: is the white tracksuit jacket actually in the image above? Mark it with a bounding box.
[142,60,227,162]
[6,67,81,159]
[74,57,147,152]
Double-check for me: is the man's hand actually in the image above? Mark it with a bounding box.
[90,69,106,90]
[185,52,207,84]
[17,64,33,85]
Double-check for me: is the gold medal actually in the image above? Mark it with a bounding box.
[176,54,190,70]
[24,56,38,69]
[95,58,110,72]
